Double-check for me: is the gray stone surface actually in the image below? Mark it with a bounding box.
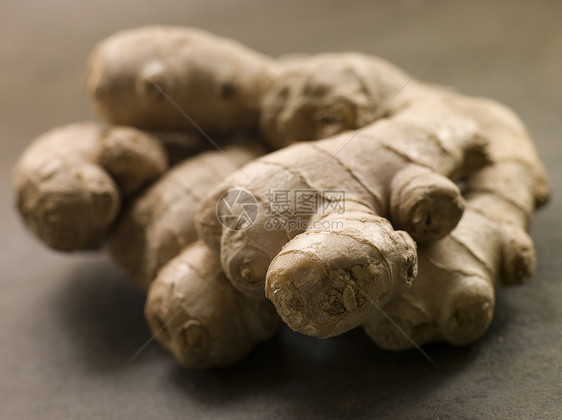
[1,0,561,418]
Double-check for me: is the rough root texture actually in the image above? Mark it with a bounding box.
[14,122,167,250]
[109,142,265,290]
[85,25,278,135]
[198,51,548,345]
[365,96,549,349]
[145,241,280,369]
[13,27,551,367]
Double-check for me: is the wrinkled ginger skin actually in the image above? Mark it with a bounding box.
[365,96,550,349]
[145,241,280,369]
[256,50,549,346]
[197,94,489,338]
[266,202,418,338]
[13,122,167,251]
[86,25,278,135]
[11,21,551,366]
[109,142,265,290]
[260,52,412,148]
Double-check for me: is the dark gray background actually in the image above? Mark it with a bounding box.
[1,1,561,418]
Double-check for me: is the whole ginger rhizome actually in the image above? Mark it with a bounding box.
[14,25,550,368]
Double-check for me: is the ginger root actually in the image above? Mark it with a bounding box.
[198,95,489,338]
[109,142,265,290]
[13,122,273,368]
[260,53,411,148]
[14,122,168,250]
[104,140,274,368]
[145,241,280,369]
[13,25,550,368]
[198,51,548,344]
[86,25,277,135]
[365,96,550,348]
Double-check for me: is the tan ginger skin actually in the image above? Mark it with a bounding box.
[198,95,490,338]
[145,241,280,369]
[14,24,282,368]
[14,125,275,367]
[12,25,550,366]
[85,25,278,136]
[109,142,265,290]
[105,142,278,368]
[13,122,168,250]
[260,53,413,148]
[365,96,550,348]
[258,53,549,345]
[198,52,548,341]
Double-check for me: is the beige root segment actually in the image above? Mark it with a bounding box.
[145,241,280,369]
[365,96,550,348]
[105,141,274,368]
[198,91,490,338]
[198,51,548,343]
[109,142,265,290]
[86,25,278,135]
[14,122,168,250]
[260,52,413,148]
[12,25,551,367]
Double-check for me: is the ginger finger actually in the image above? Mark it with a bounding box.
[109,142,264,290]
[260,52,413,148]
[266,201,417,338]
[389,165,465,243]
[105,140,269,368]
[145,241,280,369]
[86,25,277,135]
[364,96,550,349]
[14,122,167,251]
